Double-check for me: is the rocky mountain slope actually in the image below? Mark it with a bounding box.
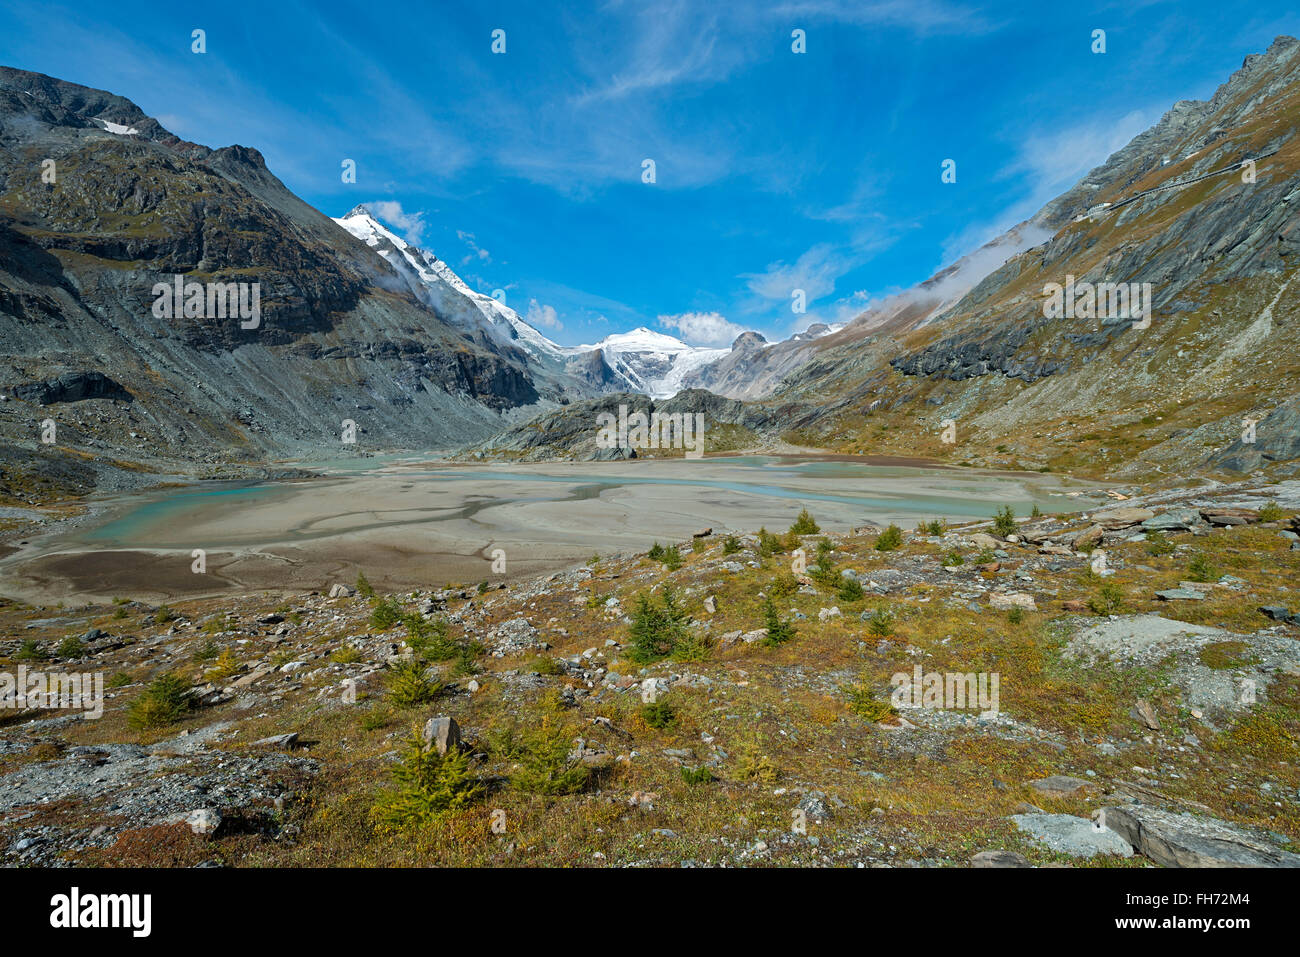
[762,36,1300,479]
[0,67,553,502]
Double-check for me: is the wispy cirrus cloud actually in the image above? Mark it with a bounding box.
[769,0,994,33]
[571,2,736,106]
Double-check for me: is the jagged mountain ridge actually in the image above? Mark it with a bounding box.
[333,207,733,401]
[0,66,563,498]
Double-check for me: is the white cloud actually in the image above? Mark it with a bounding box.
[367,200,428,245]
[770,0,991,34]
[657,311,748,347]
[525,299,563,331]
[941,107,1160,265]
[742,243,855,305]
[457,230,491,265]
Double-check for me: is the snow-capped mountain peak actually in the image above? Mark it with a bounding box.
[580,327,727,399]
[334,209,728,399]
[333,206,567,364]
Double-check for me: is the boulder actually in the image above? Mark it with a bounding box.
[1072,524,1105,552]
[1130,698,1160,730]
[168,808,222,836]
[328,583,353,598]
[1200,507,1259,526]
[1259,605,1300,626]
[717,630,744,648]
[1029,775,1092,797]
[971,849,1032,868]
[423,715,462,755]
[1156,588,1207,601]
[1011,813,1133,858]
[1093,507,1155,529]
[1141,508,1201,531]
[1098,805,1300,867]
[11,370,131,405]
[990,593,1037,611]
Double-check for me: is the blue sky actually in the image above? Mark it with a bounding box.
[1,1,1294,347]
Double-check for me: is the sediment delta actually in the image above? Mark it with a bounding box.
[0,455,1100,604]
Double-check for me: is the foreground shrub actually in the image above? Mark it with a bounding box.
[628,586,690,663]
[509,717,590,795]
[528,656,564,675]
[369,596,403,630]
[789,508,820,535]
[761,596,797,646]
[680,765,714,786]
[1258,501,1283,523]
[206,649,241,681]
[837,576,865,603]
[387,659,442,708]
[993,505,1018,537]
[1144,530,1175,556]
[660,544,683,571]
[403,613,456,659]
[874,524,903,551]
[371,728,483,831]
[866,605,894,637]
[847,680,898,722]
[1088,582,1125,615]
[810,552,838,586]
[127,674,193,730]
[640,700,677,729]
[757,527,787,557]
[55,635,85,660]
[732,734,780,783]
[1187,552,1218,583]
